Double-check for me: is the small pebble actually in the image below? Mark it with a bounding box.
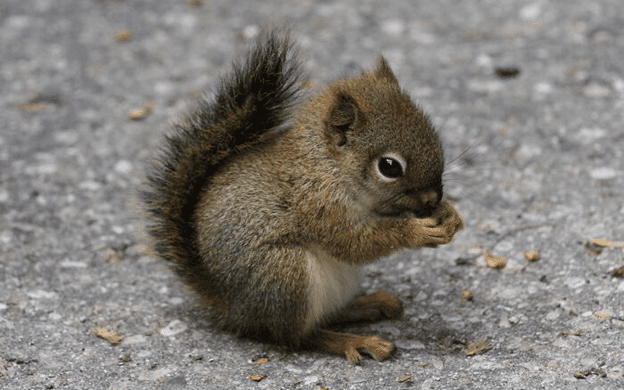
[460,289,474,301]
[523,251,539,261]
[114,28,132,42]
[485,252,507,268]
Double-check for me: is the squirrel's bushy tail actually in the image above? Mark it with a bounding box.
[142,30,303,294]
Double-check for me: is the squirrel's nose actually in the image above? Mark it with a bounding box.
[401,188,443,218]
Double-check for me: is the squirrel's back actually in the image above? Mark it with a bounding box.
[142,31,304,311]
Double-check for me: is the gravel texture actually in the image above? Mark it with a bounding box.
[1,0,624,389]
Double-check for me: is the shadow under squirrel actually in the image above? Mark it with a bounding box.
[143,30,464,364]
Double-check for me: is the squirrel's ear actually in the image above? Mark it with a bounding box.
[374,56,399,85]
[326,91,362,147]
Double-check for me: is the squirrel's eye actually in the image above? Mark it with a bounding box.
[378,157,404,179]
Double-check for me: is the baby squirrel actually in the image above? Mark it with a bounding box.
[143,30,464,364]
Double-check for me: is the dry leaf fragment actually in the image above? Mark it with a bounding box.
[523,250,539,261]
[93,328,123,345]
[591,238,624,247]
[463,338,492,356]
[572,371,587,379]
[128,109,147,120]
[16,102,49,112]
[248,374,266,382]
[485,251,507,269]
[127,101,156,121]
[592,309,612,320]
[254,357,270,365]
[573,371,587,379]
[398,375,412,382]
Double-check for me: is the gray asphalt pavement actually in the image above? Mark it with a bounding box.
[1,0,623,389]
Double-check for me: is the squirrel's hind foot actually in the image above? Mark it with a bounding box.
[316,331,395,364]
[330,290,403,324]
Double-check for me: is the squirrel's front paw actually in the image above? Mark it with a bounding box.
[435,200,463,229]
[413,200,463,248]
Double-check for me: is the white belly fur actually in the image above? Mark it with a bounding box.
[304,247,363,332]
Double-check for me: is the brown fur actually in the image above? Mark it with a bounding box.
[143,29,463,363]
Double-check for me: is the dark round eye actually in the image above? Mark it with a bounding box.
[378,157,404,179]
